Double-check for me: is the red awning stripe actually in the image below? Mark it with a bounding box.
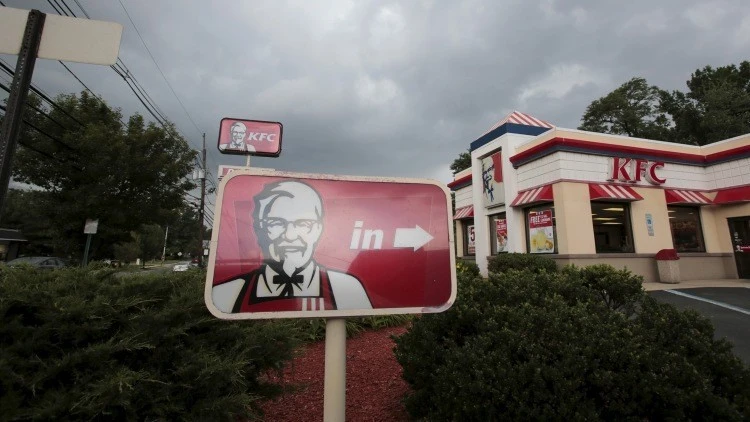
[453,205,474,220]
[589,184,643,201]
[713,185,750,204]
[510,185,554,207]
[665,189,712,205]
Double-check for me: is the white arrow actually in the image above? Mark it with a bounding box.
[393,225,433,251]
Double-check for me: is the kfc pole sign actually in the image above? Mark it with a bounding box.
[607,157,666,185]
[204,169,457,319]
[217,118,283,157]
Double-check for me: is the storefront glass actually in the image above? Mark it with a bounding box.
[526,205,557,254]
[668,206,705,252]
[591,202,634,253]
[489,213,508,254]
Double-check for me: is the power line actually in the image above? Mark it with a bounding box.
[0,101,78,152]
[0,82,74,134]
[0,60,85,127]
[0,111,82,171]
[115,0,203,137]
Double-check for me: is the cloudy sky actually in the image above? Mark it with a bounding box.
[2,0,749,189]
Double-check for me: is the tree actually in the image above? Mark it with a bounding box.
[2,91,197,258]
[579,61,750,145]
[578,77,673,140]
[450,150,471,174]
[662,61,750,145]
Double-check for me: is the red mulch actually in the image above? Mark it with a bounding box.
[260,326,411,421]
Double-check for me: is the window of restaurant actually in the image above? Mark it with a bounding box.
[590,202,634,253]
[525,205,557,254]
[463,221,476,256]
[668,206,706,252]
[489,213,508,255]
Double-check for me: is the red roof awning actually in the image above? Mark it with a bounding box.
[447,174,472,190]
[453,205,474,220]
[589,184,643,201]
[664,189,712,205]
[510,185,554,207]
[713,186,750,204]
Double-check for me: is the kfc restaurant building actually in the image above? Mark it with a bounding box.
[450,111,750,282]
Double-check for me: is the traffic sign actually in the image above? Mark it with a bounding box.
[204,169,456,319]
[217,118,283,157]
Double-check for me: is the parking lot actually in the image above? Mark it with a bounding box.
[650,287,750,364]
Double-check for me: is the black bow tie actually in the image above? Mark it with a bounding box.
[272,273,304,297]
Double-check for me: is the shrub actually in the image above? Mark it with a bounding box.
[293,314,412,342]
[0,266,301,421]
[487,252,557,275]
[456,260,480,278]
[394,265,750,420]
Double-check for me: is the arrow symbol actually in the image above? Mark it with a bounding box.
[393,225,433,251]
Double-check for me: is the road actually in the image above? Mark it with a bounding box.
[649,287,750,365]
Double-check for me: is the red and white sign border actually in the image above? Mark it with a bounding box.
[204,168,458,320]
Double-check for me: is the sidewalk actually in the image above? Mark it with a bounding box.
[643,278,750,291]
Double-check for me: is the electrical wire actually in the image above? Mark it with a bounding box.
[115,0,203,137]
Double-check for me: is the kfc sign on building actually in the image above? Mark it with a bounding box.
[205,169,456,319]
[217,118,283,157]
[607,157,666,185]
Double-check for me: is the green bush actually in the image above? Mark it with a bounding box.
[456,260,480,278]
[0,266,301,421]
[394,265,750,420]
[487,252,557,274]
[294,314,412,342]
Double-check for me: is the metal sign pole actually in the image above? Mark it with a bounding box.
[0,9,45,220]
[82,233,92,266]
[323,318,346,422]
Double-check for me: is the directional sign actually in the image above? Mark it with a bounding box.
[204,169,456,319]
[217,118,283,157]
[0,7,122,65]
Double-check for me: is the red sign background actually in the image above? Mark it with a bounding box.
[528,210,553,229]
[217,118,282,156]
[209,172,454,315]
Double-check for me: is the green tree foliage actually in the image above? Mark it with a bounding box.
[394,261,750,420]
[1,91,197,258]
[450,150,471,174]
[0,189,56,256]
[0,266,300,421]
[579,61,750,145]
[579,77,673,140]
[662,61,750,145]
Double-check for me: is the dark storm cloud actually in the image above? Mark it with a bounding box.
[2,0,748,185]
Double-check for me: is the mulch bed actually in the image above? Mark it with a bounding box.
[260,325,411,421]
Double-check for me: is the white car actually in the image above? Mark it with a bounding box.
[172,261,192,272]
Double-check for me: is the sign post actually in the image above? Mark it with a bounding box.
[82,219,98,266]
[0,7,122,218]
[204,169,456,420]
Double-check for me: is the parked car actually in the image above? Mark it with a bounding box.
[6,256,67,270]
[172,261,199,272]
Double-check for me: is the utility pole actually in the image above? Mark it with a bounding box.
[198,133,206,266]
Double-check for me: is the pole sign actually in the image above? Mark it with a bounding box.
[204,169,456,319]
[83,219,98,234]
[217,118,283,157]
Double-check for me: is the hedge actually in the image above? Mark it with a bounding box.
[487,252,558,274]
[394,264,750,420]
[0,265,301,421]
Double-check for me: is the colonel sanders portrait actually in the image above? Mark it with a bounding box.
[211,180,372,313]
[219,121,256,152]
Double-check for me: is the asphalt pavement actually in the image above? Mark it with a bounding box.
[649,286,750,364]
